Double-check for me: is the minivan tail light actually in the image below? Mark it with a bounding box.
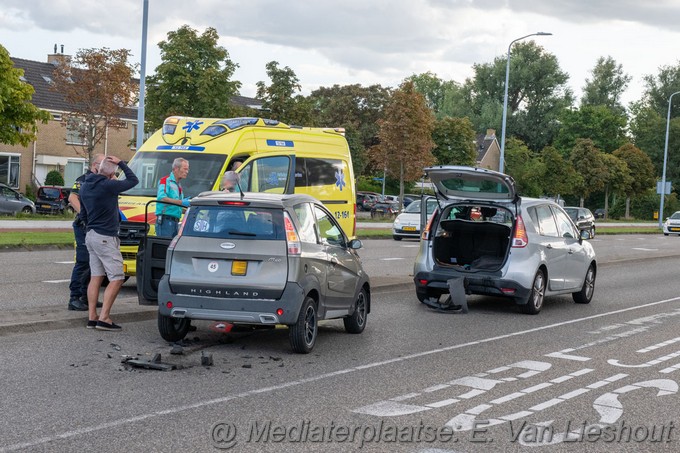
[283,212,301,255]
[421,208,438,241]
[512,215,528,248]
[353,203,356,237]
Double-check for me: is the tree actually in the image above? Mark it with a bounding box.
[569,139,607,207]
[600,153,632,216]
[256,61,312,125]
[431,117,477,166]
[581,56,631,115]
[309,84,391,176]
[540,146,580,199]
[640,62,680,116]
[462,41,573,151]
[145,25,242,131]
[0,45,51,146]
[405,72,462,119]
[51,48,137,162]
[553,104,627,154]
[504,138,545,197]
[368,81,435,207]
[613,143,656,218]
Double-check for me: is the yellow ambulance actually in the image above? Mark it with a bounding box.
[118,116,356,277]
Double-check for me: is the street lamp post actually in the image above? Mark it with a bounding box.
[135,0,149,150]
[499,32,552,173]
[658,91,680,229]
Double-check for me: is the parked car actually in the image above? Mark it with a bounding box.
[414,166,597,314]
[0,183,35,215]
[663,211,680,236]
[156,192,370,353]
[35,186,72,215]
[594,208,605,219]
[370,200,399,219]
[564,206,596,238]
[392,198,438,240]
[357,192,378,211]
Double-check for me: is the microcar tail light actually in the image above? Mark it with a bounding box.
[512,215,528,248]
[283,212,301,255]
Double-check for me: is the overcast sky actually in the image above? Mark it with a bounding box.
[1,0,679,107]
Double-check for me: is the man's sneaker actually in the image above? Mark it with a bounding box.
[67,299,88,311]
[95,320,122,331]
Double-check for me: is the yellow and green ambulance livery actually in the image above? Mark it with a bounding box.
[118,116,357,277]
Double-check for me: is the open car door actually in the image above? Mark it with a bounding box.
[136,200,171,305]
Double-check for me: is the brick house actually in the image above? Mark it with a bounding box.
[475,129,501,171]
[3,51,141,192]
[3,50,263,194]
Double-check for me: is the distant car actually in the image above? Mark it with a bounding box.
[414,166,597,315]
[564,207,596,238]
[35,186,72,215]
[392,198,438,240]
[593,208,605,219]
[663,211,680,236]
[370,201,399,219]
[156,192,370,353]
[0,183,35,215]
[357,193,378,211]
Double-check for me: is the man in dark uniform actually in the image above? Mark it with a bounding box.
[67,154,104,311]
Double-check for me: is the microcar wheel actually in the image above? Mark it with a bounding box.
[158,312,191,342]
[21,207,32,214]
[521,269,545,314]
[573,264,596,304]
[344,288,368,334]
[289,297,318,353]
[393,236,402,241]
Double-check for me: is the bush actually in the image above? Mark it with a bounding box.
[45,170,64,186]
[24,184,36,202]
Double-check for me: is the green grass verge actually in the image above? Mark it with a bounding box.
[0,226,663,248]
[0,231,74,247]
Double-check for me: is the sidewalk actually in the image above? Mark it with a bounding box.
[0,275,413,336]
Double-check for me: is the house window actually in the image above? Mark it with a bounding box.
[0,154,21,188]
[66,119,86,146]
[52,113,62,121]
[130,123,151,149]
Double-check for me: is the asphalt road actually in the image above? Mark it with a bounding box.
[1,251,680,452]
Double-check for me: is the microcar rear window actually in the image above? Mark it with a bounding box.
[182,206,284,240]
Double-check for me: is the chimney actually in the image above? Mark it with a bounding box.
[485,129,496,140]
[47,44,70,66]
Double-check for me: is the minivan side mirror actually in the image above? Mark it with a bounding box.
[348,238,363,250]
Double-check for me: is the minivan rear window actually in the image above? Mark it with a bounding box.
[182,206,284,240]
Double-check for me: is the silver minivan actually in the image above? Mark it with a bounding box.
[413,166,597,314]
[156,192,370,353]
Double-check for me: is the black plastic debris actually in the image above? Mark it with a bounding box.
[170,344,184,355]
[422,277,469,314]
[201,351,213,366]
[123,353,176,371]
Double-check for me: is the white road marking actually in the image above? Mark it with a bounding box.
[55,261,74,264]
[632,247,658,251]
[402,245,419,248]
[380,257,404,261]
[637,336,680,353]
[7,296,680,452]
[43,279,70,283]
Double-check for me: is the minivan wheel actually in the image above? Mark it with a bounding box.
[393,236,402,241]
[521,269,545,315]
[344,288,368,334]
[289,297,318,353]
[573,264,596,304]
[158,312,191,342]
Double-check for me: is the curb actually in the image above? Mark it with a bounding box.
[0,279,414,336]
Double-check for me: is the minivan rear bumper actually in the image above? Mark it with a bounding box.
[414,271,531,303]
[157,276,305,325]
